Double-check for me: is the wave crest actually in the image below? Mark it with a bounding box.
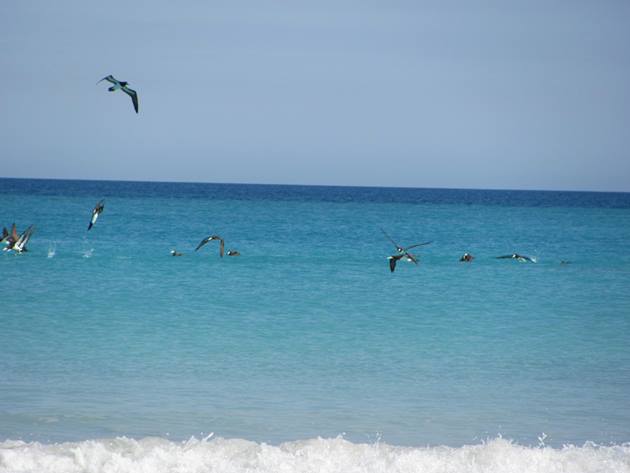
[1,436,629,473]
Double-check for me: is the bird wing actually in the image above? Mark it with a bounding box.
[388,254,404,272]
[10,223,18,242]
[521,255,535,263]
[1,227,8,242]
[403,241,433,251]
[405,252,419,264]
[97,75,118,85]
[219,239,224,257]
[380,228,400,249]
[122,86,139,113]
[195,237,211,251]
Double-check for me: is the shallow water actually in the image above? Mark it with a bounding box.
[1,178,630,453]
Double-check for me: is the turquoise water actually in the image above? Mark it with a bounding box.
[1,178,630,471]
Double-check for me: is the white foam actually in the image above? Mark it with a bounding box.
[1,436,629,473]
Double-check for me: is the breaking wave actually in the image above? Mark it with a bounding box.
[1,436,629,473]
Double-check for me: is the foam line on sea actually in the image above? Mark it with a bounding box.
[2,436,630,473]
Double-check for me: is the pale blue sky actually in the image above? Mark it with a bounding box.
[1,1,629,191]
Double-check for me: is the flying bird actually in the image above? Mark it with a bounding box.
[195,235,224,257]
[496,253,536,263]
[381,228,432,254]
[97,75,139,113]
[88,200,105,230]
[387,252,418,273]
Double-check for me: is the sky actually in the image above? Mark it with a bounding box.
[1,1,629,191]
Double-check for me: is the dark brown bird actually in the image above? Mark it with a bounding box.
[496,253,536,263]
[381,228,432,255]
[459,253,474,262]
[195,235,224,257]
[227,250,240,256]
[387,252,418,273]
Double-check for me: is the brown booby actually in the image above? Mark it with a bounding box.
[195,235,224,257]
[88,200,104,230]
[97,75,139,113]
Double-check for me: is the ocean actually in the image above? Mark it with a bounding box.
[1,178,630,472]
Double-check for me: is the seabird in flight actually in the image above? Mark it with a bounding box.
[195,235,224,257]
[97,75,139,113]
[226,250,240,256]
[88,200,105,230]
[387,251,418,273]
[381,228,432,254]
[459,253,474,262]
[496,253,536,263]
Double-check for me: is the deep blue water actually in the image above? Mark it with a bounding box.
[1,178,630,450]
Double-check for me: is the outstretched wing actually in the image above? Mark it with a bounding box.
[521,255,536,263]
[403,241,433,251]
[195,236,211,251]
[380,228,400,249]
[97,75,117,85]
[388,255,400,273]
[219,239,224,258]
[122,86,139,113]
[405,252,418,265]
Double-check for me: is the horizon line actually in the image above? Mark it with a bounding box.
[1,175,628,195]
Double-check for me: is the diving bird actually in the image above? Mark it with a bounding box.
[387,252,418,273]
[496,253,536,263]
[381,228,432,254]
[459,253,474,262]
[2,224,19,251]
[195,235,224,257]
[1,226,11,244]
[5,225,34,253]
[88,200,105,230]
[97,75,139,113]
[227,250,240,256]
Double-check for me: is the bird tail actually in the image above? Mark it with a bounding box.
[88,222,93,231]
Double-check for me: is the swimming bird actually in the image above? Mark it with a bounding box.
[459,253,474,262]
[88,200,105,230]
[5,225,34,253]
[496,253,536,263]
[227,250,240,256]
[381,228,432,254]
[97,75,139,113]
[170,249,183,257]
[387,252,418,273]
[195,235,224,257]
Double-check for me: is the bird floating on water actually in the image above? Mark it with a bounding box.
[195,235,224,257]
[459,253,474,262]
[88,200,105,231]
[97,75,139,113]
[170,249,183,257]
[227,250,240,256]
[496,253,536,263]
